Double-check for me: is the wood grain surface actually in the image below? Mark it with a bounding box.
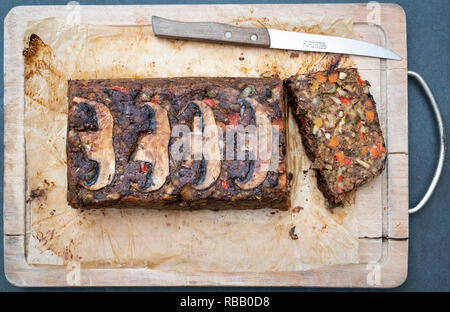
[3,3,408,287]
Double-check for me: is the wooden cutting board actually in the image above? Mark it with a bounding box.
[3,3,408,287]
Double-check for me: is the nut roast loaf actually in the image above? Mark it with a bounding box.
[67,69,386,209]
[67,77,289,209]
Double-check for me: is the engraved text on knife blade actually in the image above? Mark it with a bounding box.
[303,40,327,50]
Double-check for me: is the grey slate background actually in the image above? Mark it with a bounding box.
[0,0,449,292]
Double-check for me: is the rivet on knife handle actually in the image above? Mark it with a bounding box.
[152,16,270,48]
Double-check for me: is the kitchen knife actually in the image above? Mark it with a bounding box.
[152,16,401,60]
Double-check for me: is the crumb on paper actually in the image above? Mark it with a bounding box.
[289,226,299,240]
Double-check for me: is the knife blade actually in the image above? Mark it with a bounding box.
[152,16,401,60]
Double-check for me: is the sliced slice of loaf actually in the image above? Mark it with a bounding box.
[285,68,386,207]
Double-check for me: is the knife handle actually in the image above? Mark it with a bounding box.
[152,16,270,48]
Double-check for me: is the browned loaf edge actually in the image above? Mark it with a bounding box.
[67,77,289,209]
[285,68,386,207]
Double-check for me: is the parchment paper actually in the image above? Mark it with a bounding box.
[25,16,359,271]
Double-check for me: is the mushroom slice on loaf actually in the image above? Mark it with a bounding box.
[72,97,115,191]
